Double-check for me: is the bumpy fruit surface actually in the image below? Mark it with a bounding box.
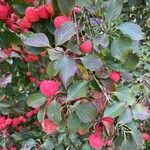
[38,5,50,19]
[54,16,70,29]
[25,7,39,23]
[0,5,9,20]
[40,80,60,97]
[80,41,93,53]
[109,71,121,83]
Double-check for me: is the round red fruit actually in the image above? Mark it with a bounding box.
[54,16,70,29]
[109,71,121,83]
[0,5,9,20]
[80,41,93,53]
[25,7,40,23]
[38,5,50,19]
[40,80,60,97]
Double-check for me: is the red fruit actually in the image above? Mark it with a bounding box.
[143,133,150,141]
[26,111,33,118]
[10,146,16,150]
[109,71,121,83]
[5,118,12,125]
[0,5,9,20]
[105,139,113,147]
[22,118,27,123]
[12,118,20,127]
[26,71,32,77]
[101,117,114,125]
[25,7,40,23]
[88,133,104,149]
[21,17,32,29]
[39,68,45,74]
[42,118,57,134]
[73,6,80,13]
[46,2,54,16]
[40,80,61,97]
[9,24,18,32]
[54,16,70,29]
[80,41,93,53]
[38,5,50,19]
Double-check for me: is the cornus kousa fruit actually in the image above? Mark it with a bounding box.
[42,118,57,134]
[109,71,121,83]
[25,7,40,23]
[142,133,150,141]
[0,4,9,20]
[46,2,54,16]
[40,80,61,97]
[80,40,93,53]
[37,5,50,19]
[54,16,70,29]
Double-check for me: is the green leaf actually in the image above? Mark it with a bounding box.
[58,0,75,16]
[67,80,88,101]
[105,0,123,22]
[75,103,96,123]
[81,54,103,71]
[0,101,13,108]
[21,33,50,47]
[55,21,76,46]
[57,55,77,86]
[123,53,139,71]
[75,0,93,7]
[26,93,47,108]
[48,47,64,61]
[37,107,46,123]
[115,86,135,105]
[104,102,125,117]
[93,34,109,51]
[118,22,144,41]
[118,107,133,125]
[46,60,59,78]
[47,100,62,124]
[121,135,139,150]
[25,45,45,55]
[22,139,36,150]
[132,103,150,120]
[67,112,81,132]
[111,37,132,61]
[42,139,54,150]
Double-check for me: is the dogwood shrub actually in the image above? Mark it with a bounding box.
[0,0,150,149]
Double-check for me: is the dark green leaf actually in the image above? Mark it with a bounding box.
[76,103,96,123]
[57,55,77,86]
[21,33,50,47]
[104,102,125,117]
[93,34,109,51]
[26,93,47,108]
[46,60,59,78]
[105,0,123,22]
[47,100,62,124]
[37,107,46,123]
[42,139,54,150]
[118,107,133,124]
[57,0,75,16]
[111,37,132,61]
[55,22,76,46]
[115,86,135,105]
[81,54,103,71]
[67,80,88,101]
[67,112,81,132]
[118,22,144,41]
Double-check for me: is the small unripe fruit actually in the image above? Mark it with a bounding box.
[80,41,93,53]
[109,71,121,83]
[54,16,70,29]
[40,80,60,97]
[25,7,40,23]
